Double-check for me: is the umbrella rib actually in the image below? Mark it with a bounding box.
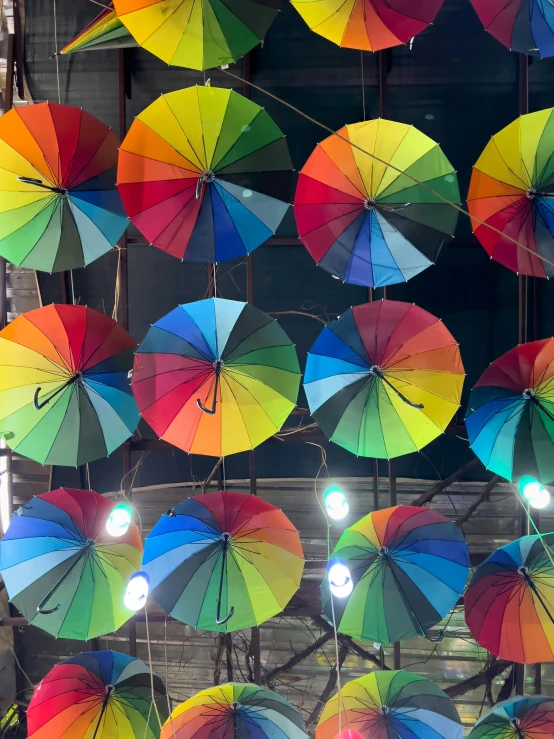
[373,126,412,199]
[64,127,110,191]
[14,112,60,187]
[489,136,530,190]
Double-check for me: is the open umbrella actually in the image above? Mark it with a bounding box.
[27,650,167,738]
[161,683,308,739]
[465,534,554,664]
[469,695,554,738]
[304,300,464,458]
[295,119,459,287]
[0,488,142,640]
[60,5,136,54]
[468,108,554,278]
[132,298,300,457]
[113,0,280,71]
[321,505,469,644]
[471,0,554,59]
[118,85,292,263]
[0,304,139,466]
[0,103,128,272]
[143,491,304,632]
[466,338,554,484]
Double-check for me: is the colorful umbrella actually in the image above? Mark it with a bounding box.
[0,488,142,640]
[466,338,554,484]
[321,505,469,644]
[27,650,167,738]
[132,298,300,457]
[118,85,292,263]
[317,670,463,739]
[0,103,128,272]
[161,682,308,739]
[469,695,554,738]
[304,300,464,458]
[290,0,444,51]
[0,304,139,466]
[294,119,459,287]
[143,490,304,632]
[468,108,554,278]
[60,5,136,54]
[471,0,554,59]
[113,0,280,71]
[465,533,554,664]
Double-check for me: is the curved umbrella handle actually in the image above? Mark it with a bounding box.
[34,376,79,411]
[37,598,61,616]
[216,604,235,625]
[36,545,91,616]
[197,364,222,415]
[34,387,50,410]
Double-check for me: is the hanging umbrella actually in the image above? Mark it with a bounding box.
[0,304,139,466]
[0,103,128,272]
[27,650,167,738]
[304,300,464,458]
[466,338,554,484]
[317,670,463,739]
[0,488,142,640]
[321,505,469,644]
[294,119,459,287]
[60,5,136,54]
[143,490,304,632]
[467,108,554,278]
[469,695,554,738]
[132,298,300,457]
[161,682,308,739]
[470,1,554,59]
[118,85,292,263]
[113,0,280,71]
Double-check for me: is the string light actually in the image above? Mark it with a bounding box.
[106,502,133,537]
[328,558,353,598]
[324,485,349,521]
[124,572,149,611]
[519,476,550,509]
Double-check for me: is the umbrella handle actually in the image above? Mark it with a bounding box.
[17,176,66,195]
[34,375,80,410]
[36,543,92,615]
[197,364,222,415]
[216,604,235,625]
[369,368,424,410]
[215,532,234,626]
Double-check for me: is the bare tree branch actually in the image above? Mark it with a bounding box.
[311,615,389,670]
[495,665,515,704]
[457,476,500,526]
[411,458,480,507]
[264,633,333,685]
[306,642,348,730]
[445,659,512,699]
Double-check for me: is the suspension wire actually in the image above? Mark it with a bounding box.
[145,607,165,732]
[361,51,366,122]
[213,263,217,298]
[53,0,61,103]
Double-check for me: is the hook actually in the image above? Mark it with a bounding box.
[197,362,222,415]
[215,533,234,626]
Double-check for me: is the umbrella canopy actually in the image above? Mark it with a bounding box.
[0,304,139,466]
[143,491,304,632]
[468,108,554,278]
[321,505,469,644]
[465,534,554,664]
[469,695,554,738]
[161,682,308,739]
[291,0,444,51]
[304,300,464,458]
[0,488,142,641]
[132,298,300,457]
[470,0,554,59]
[27,650,167,738]
[118,85,292,263]
[113,0,280,71]
[317,670,463,739]
[0,103,128,272]
[294,119,459,287]
[60,6,136,54]
[466,338,554,484]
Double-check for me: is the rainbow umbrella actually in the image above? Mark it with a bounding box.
[468,108,554,278]
[132,298,300,457]
[321,505,469,644]
[466,338,554,484]
[471,0,554,58]
[317,670,463,739]
[304,300,464,458]
[469,696,554,738]
[118,85,292,263]
[27,650,167,738]
[60,5,136,54]
[294,119,459,287]
[465,534,554,665]
[161,683,308,739]
[0,489,142,640]
[0,103,128,272]
[143,491,304,632]
[0,304,139,466]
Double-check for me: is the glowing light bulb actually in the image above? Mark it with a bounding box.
[519,476,550,509]
[324,486,349,521]
[328,558,353,598]
[106,502,133,537]
[124,572,149,611]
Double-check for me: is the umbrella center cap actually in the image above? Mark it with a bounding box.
[364,198,376,210]
[527,188,537,200]
[202,171,216,183]
[523,388,535,399]
[377,546,389,558]
[378,705,391,715]
[369,365,383,378]
[518,565,530,579]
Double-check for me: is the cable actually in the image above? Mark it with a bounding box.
[144,608,165,733]
[361,51,366,122]
[52,0,61,104]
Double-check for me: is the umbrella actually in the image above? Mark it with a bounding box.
[0,304,139,466]
[321,505,469,644]
[60,5,136,54]
[304,300,464,458]
[470,0,554,59]
[469,695,554,738]
[294,119,459,287]
[317,670,463,739]
[466,338,554,484]
[143,490,304,632]
[161,682,308,739]
[27,650,167,738]
[468,108,554,278]
[132,298,300,457]
[113,0,280,71]
[0,102,128,272]
[290,0,444,51]
[118,85,292,263]
[465,533,554,664]
[0,488,142,640]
